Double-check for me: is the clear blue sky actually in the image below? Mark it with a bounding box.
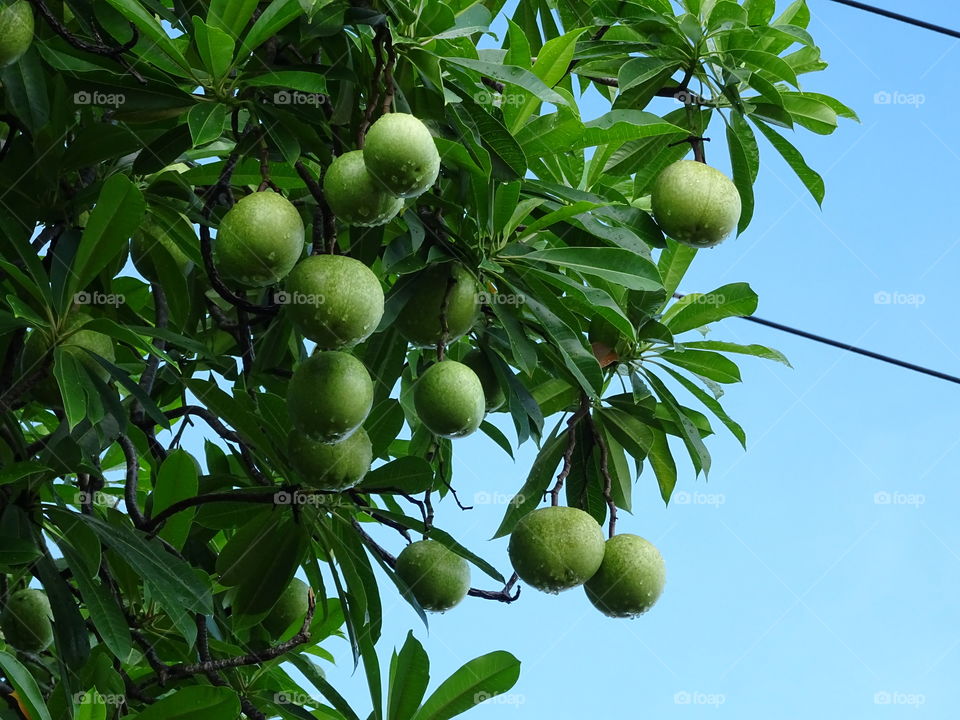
[314,1,960,717]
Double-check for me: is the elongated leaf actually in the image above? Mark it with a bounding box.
[0,652,52,720]
[656,364,746,447]
[492,424,566,538]
[659,349,742,384]
[664,283,759,333]
[134,687,240,720]
[239,0,303,56]
[207,0,259,37]
[751,118,824,204]
[412,651,521,720]
[442,57,567,106]
[514,247,662,291]
[104,0,193,72]
[388,632,430,720]
[70,175,145,299]
[680,340,791,366]
[152,449,199,551]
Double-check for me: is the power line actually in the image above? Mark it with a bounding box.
[671,293,960,386]
[824,0,960,40]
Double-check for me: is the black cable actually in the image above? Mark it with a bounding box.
[671,293,960,386]
[824,0,960,40]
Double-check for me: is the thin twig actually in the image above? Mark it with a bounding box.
[549,394,592,505]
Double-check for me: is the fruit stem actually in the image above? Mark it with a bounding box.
[549,393,592,505]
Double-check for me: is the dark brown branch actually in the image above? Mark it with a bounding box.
[28,0,146,83]
[144,490,282,534]
[585,410,617,537]
[163,405,269,485]
[294,161,337,255]
[549,394,591,505]
[166,595,315,681]
[117,435,147,530]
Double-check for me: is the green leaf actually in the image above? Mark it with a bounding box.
[207,0,260,37]
[726,114,757,234]
[0,652,52,720]
[239,0,304,57]
[664,283,759,333]
[492,424,566,538]
[751,118,825,204]
[517,110,685,157]
[152,449,199,551]
[442,57,568,106]
[507,29,585,131]
[49,509,213,615]
[70,175,146,300]
[0,49,49,132]
[597,406,653,461]
[648,428,678,504]
[657,240,697,299]
[188,103,228,146]
[656,364,747,447]
[618,57,678,94]
[388,632,430,720]
[356,457,434,494]
[193,18,236,81]
[781,92,839,135]
[57,540,133,664]
[514,247,663,292]
[645,371,711,476]
[133,686,241,720]
[412,651,521,720]
[724,48,798,87]
[659,349,742,384]
[104,0,193,73]
[680,340,791,366]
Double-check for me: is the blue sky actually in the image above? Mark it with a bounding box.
[318,1,960,718]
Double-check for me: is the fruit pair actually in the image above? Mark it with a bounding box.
[508,506,666,618]
[324,113,440,226]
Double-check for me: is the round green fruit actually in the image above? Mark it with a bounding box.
[264,578,310,636]
[215,191,305,287]
[1,589,53,653]
[413,360,485,439]
[21,314,116,407]
[289,427,372,491]
[462,349,505,412]
[508,506,605,594]
[395,540,470,612]
[131,221,193,282]
[584,534,666,618]
[651,160,742,248]
[285,255,384,349]
[363,113,440,198]
[396,264,480,347]
[287,352,373,442]
[0,1,33,68]
[323,150,404,227]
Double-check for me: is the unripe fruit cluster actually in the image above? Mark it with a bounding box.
[507,506,666,618]
[323,113,440,227]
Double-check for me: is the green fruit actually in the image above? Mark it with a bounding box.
[396,264,480,347]
[287,352,373,442]
[363,113,440,198]
[131,221,193,282]
[462,349,505,412]
[289,427,372,491]
[285,255,384,349]
[651,160,742,248]
[21,314,116,407]
[413,360,485,438]
[264,578,310,636]
[0,1,33,68]
[215,191,305,287]
[323,150,404,227]
[584,534,666,618]
[508,506,605,594]
[395,540,470,612]
[1,589,53,652]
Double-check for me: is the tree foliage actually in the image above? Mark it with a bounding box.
[0,0,851,717]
